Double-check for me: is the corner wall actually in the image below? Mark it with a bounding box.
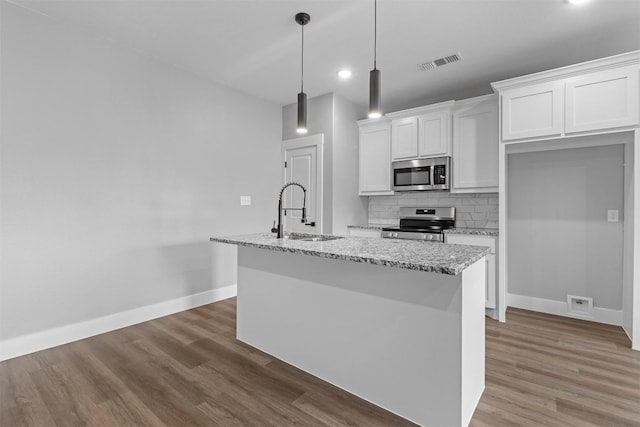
[282,93,367,235]
[331,94,368,234]
[507,144,624,312]
[283,93,334,233]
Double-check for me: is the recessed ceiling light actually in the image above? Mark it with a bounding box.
[337,69,352,79]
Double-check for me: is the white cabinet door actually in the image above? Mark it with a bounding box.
[391,117,418,160]
[359,122,393,195]
[418,111,451,157]
[445,234,496,308]
[452,96,498,192]
[501,82,564,141]
[565,66,640,134]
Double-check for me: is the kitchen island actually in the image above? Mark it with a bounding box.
[210,233,489,427]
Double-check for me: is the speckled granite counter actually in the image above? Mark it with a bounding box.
[444,228,499,237]
[346,223,390,230]
[210,233,489,275]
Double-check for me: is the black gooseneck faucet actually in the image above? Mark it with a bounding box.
[271,182,307,238]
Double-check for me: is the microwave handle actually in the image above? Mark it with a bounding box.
[430,159,436,188]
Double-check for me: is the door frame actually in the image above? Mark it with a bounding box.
[282,134,324,234]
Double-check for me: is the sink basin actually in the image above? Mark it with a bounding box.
[285,234,343,242]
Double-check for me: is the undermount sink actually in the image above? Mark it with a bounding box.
[284,234,343,242]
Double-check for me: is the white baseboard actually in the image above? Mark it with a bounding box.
[507,293,623,326]
[0,284,237,362]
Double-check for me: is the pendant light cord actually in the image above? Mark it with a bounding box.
[373,0,377,70]
[301,22,304,92]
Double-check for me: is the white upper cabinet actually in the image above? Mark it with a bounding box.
[418,111,451,157]
[493,51,640,143]
[389,101,454,160]
[391,117,418,160]
[358,119,393,195]
[565,66,639,134]
[452,95,499,193]
[501,82,563,141]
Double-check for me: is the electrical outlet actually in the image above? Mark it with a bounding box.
[240,196,251,206]
[607,210,619,222]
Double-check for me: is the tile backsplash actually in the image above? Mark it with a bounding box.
[368,192,498,229]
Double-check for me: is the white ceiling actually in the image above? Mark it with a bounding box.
[9,0,640,113]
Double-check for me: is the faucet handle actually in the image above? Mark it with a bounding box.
[271,220,278,234]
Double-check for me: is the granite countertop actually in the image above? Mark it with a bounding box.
[444,228,499,237]
[347,225,499,236]
[347,223,390,230]
[210,233,490,276]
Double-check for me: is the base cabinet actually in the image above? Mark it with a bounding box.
[446,234,497,309]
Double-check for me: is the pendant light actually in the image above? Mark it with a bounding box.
[295,12,310,134]
[368,0,381,119]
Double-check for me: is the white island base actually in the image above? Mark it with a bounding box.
[237,246,485,427]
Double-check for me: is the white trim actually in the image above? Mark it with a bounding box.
[282,134,324,234]
[507,293,623,326]
[491,50,640,92]
[0,285,237,362]
[385,100,455,119]
[504,130,635,154]
[497,124,508,323]
[633,129,640,351]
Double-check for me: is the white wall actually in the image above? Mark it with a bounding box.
[282,93,367,235]
[507,144,624,310]
[0,3,281,344]
[283,93,334,233]
[331,94,367,235]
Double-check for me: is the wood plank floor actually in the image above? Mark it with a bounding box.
[1,299,639,426]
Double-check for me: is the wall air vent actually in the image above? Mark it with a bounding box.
[418,53,463,71]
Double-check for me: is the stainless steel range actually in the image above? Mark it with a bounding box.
[382,207,455,242]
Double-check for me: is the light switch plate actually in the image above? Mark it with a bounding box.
[240,196,251,206]
[607,210,619,222]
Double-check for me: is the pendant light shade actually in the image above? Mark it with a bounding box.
[369,68,381,118]
[297,92,307,133]
[295,12,310,134]
[368,0,382,119]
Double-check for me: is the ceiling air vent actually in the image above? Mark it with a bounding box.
[419,53,463,71]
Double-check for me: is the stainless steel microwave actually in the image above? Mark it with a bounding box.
[392,157,450,192]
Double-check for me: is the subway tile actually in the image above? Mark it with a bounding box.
[368,193,499,229]
[475,205,498,213]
